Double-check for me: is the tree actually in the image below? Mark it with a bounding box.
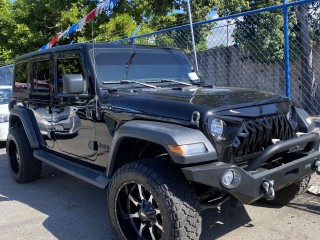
[0,0,216,60]
[0,0,15,64]
[146,0,216,51]
[294,3,316,110]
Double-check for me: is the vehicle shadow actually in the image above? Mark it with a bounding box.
[200,202,252,239]
[0,150,253,240]
[0,152,113,240]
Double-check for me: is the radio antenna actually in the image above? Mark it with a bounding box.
[187,0,199,72]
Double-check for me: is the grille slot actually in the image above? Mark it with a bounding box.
[232,114,294,161]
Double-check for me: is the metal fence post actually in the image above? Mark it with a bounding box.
[284,0,291,98]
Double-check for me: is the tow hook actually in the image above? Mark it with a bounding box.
[262,180,275,200]
[315,160,320,174]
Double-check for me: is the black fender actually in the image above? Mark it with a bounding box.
[107,120,217,176]
[9,107,44,149]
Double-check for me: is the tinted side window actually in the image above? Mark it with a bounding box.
[14,62,30,92]
[57,54,86,93]
[32,60,51,93]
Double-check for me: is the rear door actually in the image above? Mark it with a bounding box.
[28,55,54,148]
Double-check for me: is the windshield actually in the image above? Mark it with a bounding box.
[0,88,12,104]
[90,47,194,88]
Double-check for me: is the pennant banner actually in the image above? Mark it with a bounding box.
[40,0,118,50]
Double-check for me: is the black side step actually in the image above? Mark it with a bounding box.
[34,149,110,188]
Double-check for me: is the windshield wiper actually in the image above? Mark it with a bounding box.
[147,79,192,86]
[102,80,157,89]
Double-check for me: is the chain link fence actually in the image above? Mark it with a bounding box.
[0,64,13,86]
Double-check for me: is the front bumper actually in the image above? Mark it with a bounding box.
[182,133,320,204]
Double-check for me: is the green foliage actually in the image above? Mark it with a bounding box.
[308,1,320,45]
[234,10,288,62]
[0,0,14,63]
[95,13,154,43]
[215,0,286,62]
[1,0,81,59]
[0,0,216,61]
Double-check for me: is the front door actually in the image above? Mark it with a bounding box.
[51,52,97,162]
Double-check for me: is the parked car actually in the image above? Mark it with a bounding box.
[0,85,11,141]
[6,43,320,239]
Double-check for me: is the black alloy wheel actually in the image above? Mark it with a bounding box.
[116,181,163,239]
[107,158,202,240]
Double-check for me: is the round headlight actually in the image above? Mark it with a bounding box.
[209,118,225,140]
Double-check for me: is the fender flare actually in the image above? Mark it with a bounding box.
[296,107,315,133]
[9,107,44,149]
[107,120,217,176]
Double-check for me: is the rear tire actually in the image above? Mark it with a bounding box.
[261,176,311,205]
[107,158,202,240]
[6,128,42,183]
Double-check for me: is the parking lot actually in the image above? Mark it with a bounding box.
[0,143,319,240]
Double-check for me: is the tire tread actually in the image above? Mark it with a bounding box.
[107,158,202,239]
[7,128,42,183]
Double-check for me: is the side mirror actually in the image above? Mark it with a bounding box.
[62,74,84,94]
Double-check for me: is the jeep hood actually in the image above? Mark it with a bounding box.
[106,87,289,122]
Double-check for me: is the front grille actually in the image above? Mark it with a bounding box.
[232,114,294,161]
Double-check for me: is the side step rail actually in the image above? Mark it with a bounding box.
[34,149,110,188]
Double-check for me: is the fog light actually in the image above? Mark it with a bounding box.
[220,169,241,189]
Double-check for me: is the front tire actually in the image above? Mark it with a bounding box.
[107,158,202,240]
[6,128,42,183]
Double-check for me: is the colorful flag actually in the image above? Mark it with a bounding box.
[40,0,117,50]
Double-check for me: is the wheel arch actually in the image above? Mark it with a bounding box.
[9,107,45,149]
[106,120,217,176]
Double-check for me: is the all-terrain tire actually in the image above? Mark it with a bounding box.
[6,128,42,183]
[261,176,311,205]
[107,158,202,240]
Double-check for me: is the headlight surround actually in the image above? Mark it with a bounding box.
[209,118,225,141]
[0,114,9,123]
[286,105,298,130]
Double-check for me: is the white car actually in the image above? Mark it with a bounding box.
[0,85,11,141]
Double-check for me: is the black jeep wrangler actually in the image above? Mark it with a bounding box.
[7,43,320,239]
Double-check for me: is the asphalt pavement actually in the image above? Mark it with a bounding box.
[0,143,319,240]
